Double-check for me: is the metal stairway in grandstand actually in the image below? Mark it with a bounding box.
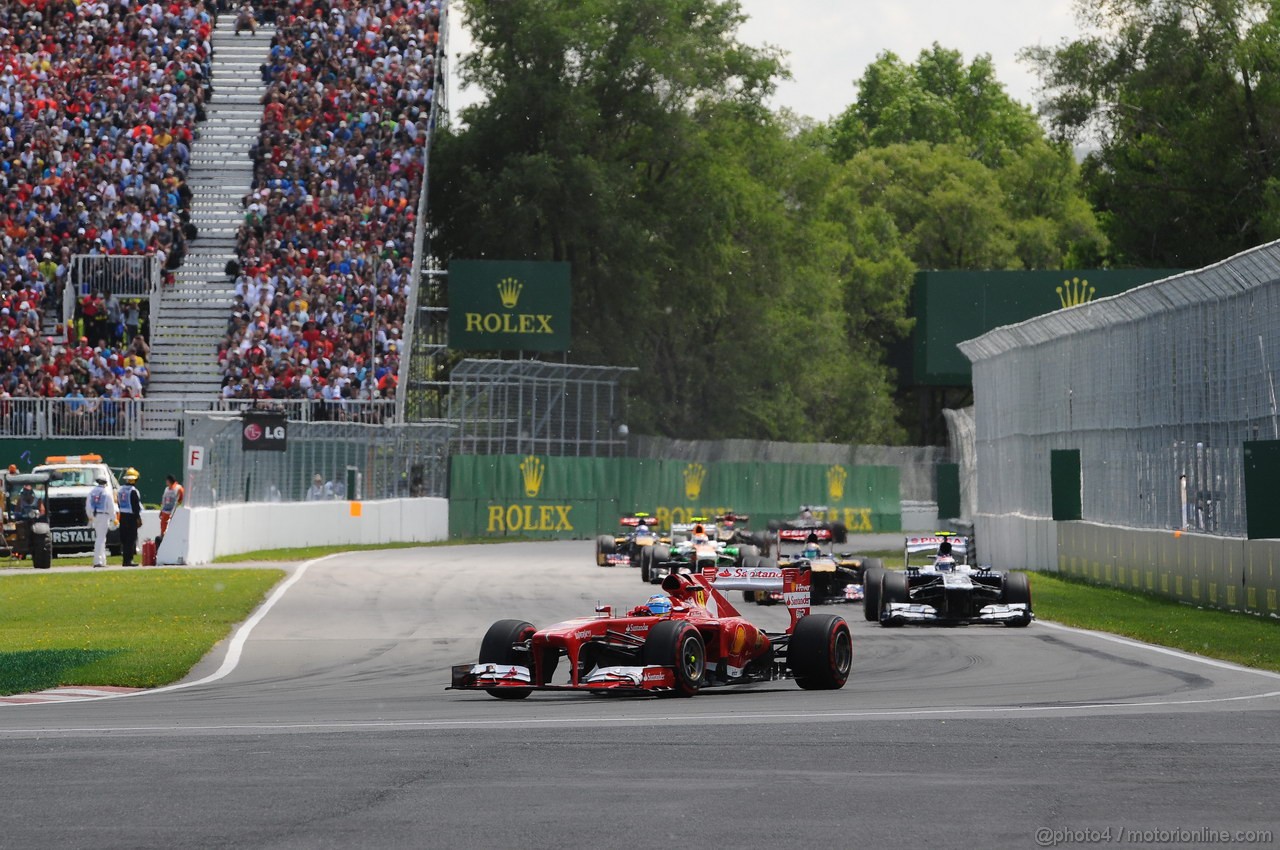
[142,15,273,436]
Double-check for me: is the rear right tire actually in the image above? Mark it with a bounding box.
[789,614,852,690]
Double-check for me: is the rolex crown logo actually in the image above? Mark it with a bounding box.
[827,465,848,502]
[497,277,524,309]
[683,463,707,501]
[520,455,545,498]
[1056,276,1096,309]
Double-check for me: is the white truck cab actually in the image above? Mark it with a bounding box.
[31,454,121,555]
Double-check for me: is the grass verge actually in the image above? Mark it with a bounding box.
[0,537,536,569]
[0,568,284,695]
[1028,571,1280,673]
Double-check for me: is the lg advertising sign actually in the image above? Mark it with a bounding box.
[448,259,571,352]
[242,411,288,452]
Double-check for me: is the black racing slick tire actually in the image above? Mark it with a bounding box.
[862,567,884,621]
[642,620,705,697]
[639,547,652,583]
[596,534,615,566]
[1001,572,1033,628]
[879,570,909,628]
[478,619,536,699]
[648,545,671,584]
[789,613,852,690]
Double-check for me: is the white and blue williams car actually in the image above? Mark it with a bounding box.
[862,533,1032,627]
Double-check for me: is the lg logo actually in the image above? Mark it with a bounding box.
[244,424,285,441]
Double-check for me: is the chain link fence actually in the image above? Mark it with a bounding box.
[182,413,451,507]
[960,241,1280,538]
[447,359,636,457]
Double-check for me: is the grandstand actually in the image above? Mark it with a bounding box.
[0,0,443,439]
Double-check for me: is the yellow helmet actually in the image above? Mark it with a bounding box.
[123,468,140,482]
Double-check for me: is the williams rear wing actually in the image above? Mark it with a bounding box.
[904,534,970,564]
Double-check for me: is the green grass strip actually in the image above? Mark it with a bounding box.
[1029,571,1280,673]
[0,569,284,695]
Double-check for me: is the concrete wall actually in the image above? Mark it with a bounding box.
[901,501,940,532]
[977,512,1280,617]
[975,513,1058,572]
[162,498,449,564]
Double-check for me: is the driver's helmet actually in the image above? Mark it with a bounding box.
[635,523,650,535]
[802,544,821,559]
[935,555,956,572]
[646,594,672,615]
[691,531,709,544]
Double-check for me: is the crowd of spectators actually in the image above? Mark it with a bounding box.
[216,0,440,418]
[0,0,213,408]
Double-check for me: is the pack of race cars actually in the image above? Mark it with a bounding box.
[450,519,1033,700]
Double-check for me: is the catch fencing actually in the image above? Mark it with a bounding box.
[959,243,1280,539]
[959,240,1280,616]
[447,359,636,458]
[182,413,452,508]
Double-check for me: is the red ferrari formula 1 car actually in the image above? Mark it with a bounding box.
[450,566,852,698]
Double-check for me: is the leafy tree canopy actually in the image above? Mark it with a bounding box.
[827,45,1105,270]
[432,0,910,442]
[1024,0,1280,267]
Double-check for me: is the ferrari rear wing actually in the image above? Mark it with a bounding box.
[700,565,811,633]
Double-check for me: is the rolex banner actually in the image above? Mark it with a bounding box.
[448,259,571,352]
[449,455,901,539]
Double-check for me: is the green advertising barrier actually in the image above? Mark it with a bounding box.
[0,438,182,505]
[450,454,901,538]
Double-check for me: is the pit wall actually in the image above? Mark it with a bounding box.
[168,498,449,564]
[976,513,1280,617]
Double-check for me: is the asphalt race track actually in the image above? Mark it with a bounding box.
[2,541,1279,850]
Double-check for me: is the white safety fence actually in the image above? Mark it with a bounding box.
[0,397,399,440]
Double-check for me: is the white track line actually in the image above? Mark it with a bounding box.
[1036,620,1280,680]
[1,555,328,707]
[6,688,1280,735]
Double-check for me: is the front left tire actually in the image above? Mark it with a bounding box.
[478,619,536,699]
[642,620,705,697]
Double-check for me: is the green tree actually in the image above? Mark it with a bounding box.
[828,46,1105,271]
[432,0,912,442]
[831,45,1044,168]
[1025,0,1280,267]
